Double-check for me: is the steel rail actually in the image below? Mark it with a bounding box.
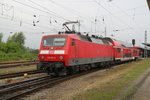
[0,75,56,100]
[0,70,43,79]
[0,68,103,100]
[0,62,38,69]
[0,61,38,65]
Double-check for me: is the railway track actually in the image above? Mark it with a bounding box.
[0,68,103,100]
[0,61,36,65]
[0,70,43,79]
[0,61,38,69]
[0,75,53,100]
[0,61,133,100]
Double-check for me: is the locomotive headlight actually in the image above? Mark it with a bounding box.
[41,56,44,59]
[59,56,63,60]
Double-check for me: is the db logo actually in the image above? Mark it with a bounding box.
[51,47,54,49]
[48,57,56,59]
[49,50,54,54]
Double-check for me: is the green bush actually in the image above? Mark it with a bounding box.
[0,42,38,62]
[0,32,38,62]
[0,42,7,53]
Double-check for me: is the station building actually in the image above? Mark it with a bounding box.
[139,43,150,58]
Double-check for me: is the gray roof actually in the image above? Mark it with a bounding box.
[142,43,150,47]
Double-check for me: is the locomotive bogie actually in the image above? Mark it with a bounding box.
[38,61,67,76]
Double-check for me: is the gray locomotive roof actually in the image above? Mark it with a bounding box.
[112,38,133,47]
[104,37,133,48]
[77,34,110,45]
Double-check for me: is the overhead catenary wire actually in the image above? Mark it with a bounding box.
[0,15,58,30]
[0,1,63,25]
[28,0,68,21]
[0,23,58,34]
[48,0,99,22]
[94,0,133,29]
[12,0,70,21]
[12,0,87,32]
[94,0,147,38]
[48,0,97,32]
[0,0,146,32]
[0,1,147,22]
[48,0,87,17]
[109,2,146,35]
[0,14,60,33]
[107,2,116,34]
[0,2,62,32]
[47,0,105,32]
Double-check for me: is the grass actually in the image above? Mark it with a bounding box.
[0,65,36,75]
[73,59,150,100]
[121,86,137,100]
[0,52,38,62]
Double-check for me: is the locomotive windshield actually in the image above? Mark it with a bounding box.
[43,37,66,46]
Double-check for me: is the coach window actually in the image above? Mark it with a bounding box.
[117,48,121,53]
[72,39,75,46]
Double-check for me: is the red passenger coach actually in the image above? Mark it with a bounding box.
[105,38,140,62]
[132,46,140,60]
[38,33,114,76]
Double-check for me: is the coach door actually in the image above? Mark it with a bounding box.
[121,48,124,58]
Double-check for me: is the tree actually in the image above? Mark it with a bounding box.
[7,32,26,45]
[6,42,24,53]
[0,33,3,43]
[0,42,7,53]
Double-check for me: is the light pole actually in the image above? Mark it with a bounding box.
[144,31,147,58]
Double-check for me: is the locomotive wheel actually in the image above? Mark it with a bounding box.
[37,63,43,70]
[107,62,111,69]
[58,67,67,76]
[68,66,79,74]
[67,67,72,75]
[72,66,79,74]
[87,65,91,70]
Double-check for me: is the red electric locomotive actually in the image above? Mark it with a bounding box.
[38,33,114,76]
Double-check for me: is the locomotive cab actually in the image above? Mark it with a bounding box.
[38,35,69,76]
[39,36,67,61]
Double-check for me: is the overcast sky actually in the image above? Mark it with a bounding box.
[0,0,150,49]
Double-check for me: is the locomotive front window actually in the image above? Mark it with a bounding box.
[43,37,66,46]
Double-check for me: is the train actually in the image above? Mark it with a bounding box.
[37,32,140,76]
